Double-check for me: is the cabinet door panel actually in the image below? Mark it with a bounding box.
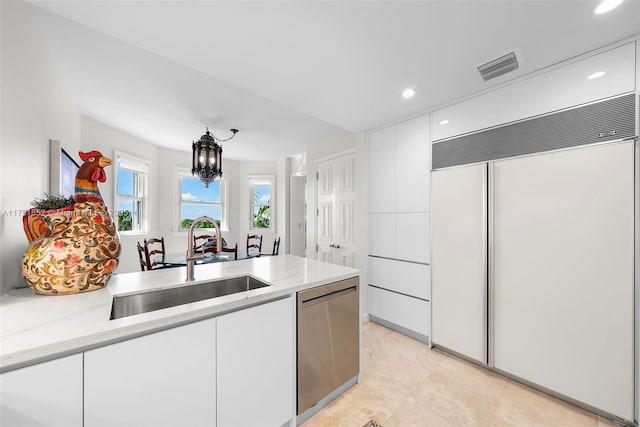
[369,256,430,300]
[0,354,82,427]
[368,126,396,213]
[395,213,430,263]
[396,115,430,213]
[84,319,216,427]
[368,285,430,337]
[493,142,634,420]
[368,213,395,258]
[217,297,294,427]
[431,163,487,363]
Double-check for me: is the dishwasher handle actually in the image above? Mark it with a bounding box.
[301,286,357,308]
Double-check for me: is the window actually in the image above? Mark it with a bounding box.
[115,152,148,233]
[249,176,274,230]
[178,171,226,230]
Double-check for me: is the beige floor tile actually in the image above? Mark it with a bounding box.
[384,352,507,426]
[490,381,597,427]
[339,375,412,425]
[300,394,371,427]
[361,345,434,391]
[363,321,404,345]
[306,323,603,427]
[437,356,507,390]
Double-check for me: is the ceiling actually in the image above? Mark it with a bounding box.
[29,0,640,161]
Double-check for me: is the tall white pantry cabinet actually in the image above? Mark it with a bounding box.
[367,113,431,340]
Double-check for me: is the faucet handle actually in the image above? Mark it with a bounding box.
[186,252,206,261]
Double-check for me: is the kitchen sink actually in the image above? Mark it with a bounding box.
[110,276,270,320]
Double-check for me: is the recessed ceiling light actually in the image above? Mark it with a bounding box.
[402,88,415,99]
[587,71,606,80]
[440,120,450,125]
[595,0,623,14]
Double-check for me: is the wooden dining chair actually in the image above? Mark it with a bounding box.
[193,234,216,253]
[193,234,228,253]
[144,237,166,270]
[262,237,281,256]
[136,241,147,271]
[220,243,238,260]
[246,234,263,258]
[271,237,281,256]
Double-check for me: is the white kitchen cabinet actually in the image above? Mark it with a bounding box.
[432,42,636,141]
[395,212,429,263]
[367,285,430,339]
[368,114,430,215]
[368,213,395,258]
[368,125,396,213]
[367,114,431,339]
[369,213,429,264]
[84,319,216,427]
[368,114,430,264]
[395,114,430,213]
[369,256,430,300]
[217,296,294,427]
[0,354,82,427]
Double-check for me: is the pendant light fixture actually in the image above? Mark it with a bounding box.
[191,127,238,187]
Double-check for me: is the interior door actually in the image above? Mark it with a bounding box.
[492,141,634,420]
[317,154,356,267]
[431,163,487,364]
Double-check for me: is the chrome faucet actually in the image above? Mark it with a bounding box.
[186,216,222,282]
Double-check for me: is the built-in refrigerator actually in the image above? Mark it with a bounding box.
[431,94,636,423]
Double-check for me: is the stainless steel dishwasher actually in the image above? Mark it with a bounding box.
[297,277,359,414]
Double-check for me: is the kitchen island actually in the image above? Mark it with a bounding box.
[0,255,360,427]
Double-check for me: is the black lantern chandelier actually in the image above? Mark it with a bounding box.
[192,127,238,187]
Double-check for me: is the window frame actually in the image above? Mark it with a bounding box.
[175,168,228,232]
[113,151,149,235]
[248,175,275,231]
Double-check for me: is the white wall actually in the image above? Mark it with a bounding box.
[0,0,81,294]
[80,117,161,274]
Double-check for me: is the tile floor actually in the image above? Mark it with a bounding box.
[302,322,620,427]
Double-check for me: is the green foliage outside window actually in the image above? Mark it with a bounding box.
[118,210,132,231]
[252,186,271,228]
[180,218,221,229]
[253,206,271,228]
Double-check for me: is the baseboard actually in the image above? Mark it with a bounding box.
[369,314,430,344]
[361,312,370,324]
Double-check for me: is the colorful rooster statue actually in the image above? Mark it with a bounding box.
[22,151,121,295]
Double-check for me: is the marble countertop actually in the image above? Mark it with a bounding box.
[0,255,360,373]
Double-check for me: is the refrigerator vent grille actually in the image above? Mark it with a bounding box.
[477,52,519,81]
[432,94,636,169]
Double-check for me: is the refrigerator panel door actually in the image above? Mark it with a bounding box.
[493,141,634,421]
[432,163,487,363]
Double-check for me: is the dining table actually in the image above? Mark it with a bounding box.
[157,249,251,268]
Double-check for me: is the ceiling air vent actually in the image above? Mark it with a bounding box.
[477,52,519,81]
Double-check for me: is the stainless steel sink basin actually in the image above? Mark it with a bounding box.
[110,276,270,320]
